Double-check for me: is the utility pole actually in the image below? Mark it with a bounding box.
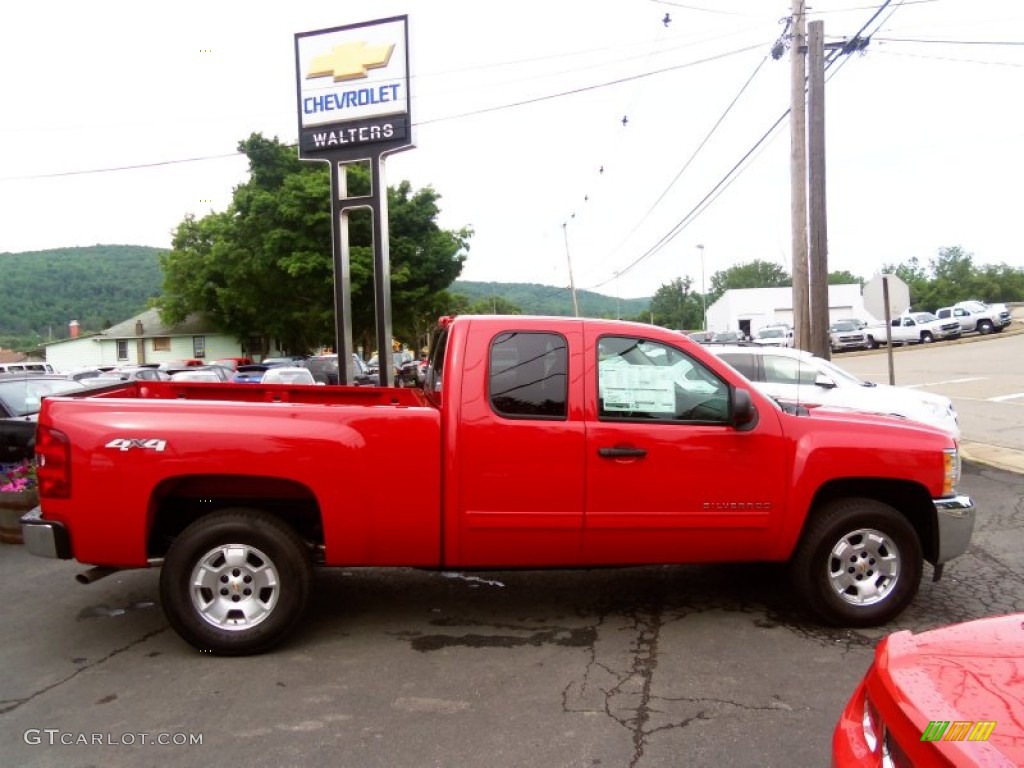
[697,243,707,331]
[808,20,830,360]
[790,0,810,352]
[562,223,580,317]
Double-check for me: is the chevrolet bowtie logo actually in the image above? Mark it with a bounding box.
[307,41,395,82]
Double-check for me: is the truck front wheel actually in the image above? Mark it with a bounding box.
[160,509,313,655]
[789,498,922,627]
[977,320,994,334]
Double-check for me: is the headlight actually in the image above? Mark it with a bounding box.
[943,447,961,496]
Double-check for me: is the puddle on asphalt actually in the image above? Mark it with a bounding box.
[77,601,157,619]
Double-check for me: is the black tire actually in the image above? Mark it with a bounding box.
[864,336,878,350]
[920,331,934,343]
[977,320,994,335]
[160,509,313,655]
[789,498,922,627]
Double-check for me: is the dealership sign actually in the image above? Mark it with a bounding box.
[294,16,411,157]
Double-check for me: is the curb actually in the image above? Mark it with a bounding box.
[960,441,1024,475]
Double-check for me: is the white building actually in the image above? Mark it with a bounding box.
[44,309,247,372]
[705,284,873,338]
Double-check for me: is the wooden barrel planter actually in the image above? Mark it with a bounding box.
[0,490,37,545]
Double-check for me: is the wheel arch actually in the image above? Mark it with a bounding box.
[805,478,937,564]
[146,474,324,560]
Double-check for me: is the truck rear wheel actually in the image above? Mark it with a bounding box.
[789,498,922,627]
[160,509,312,655]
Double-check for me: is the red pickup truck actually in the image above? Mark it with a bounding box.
[22,316,975,655]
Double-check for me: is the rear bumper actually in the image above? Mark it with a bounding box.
[933,494,975,564]
[20,506,72,559]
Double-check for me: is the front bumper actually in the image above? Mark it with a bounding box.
[20,506,72,559]
[933,494,975,564]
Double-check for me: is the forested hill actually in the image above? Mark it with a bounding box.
[0,245,164,342]
[0,245,648,350]
[450,281,651,318]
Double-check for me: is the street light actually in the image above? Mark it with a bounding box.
[696,244,706,331]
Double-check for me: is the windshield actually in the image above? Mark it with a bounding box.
[831,322,857,332]
[0,379,84,416]
[911,312,938,323]
[758,328,784,339]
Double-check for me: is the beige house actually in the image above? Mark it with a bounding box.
[44,309,247,373]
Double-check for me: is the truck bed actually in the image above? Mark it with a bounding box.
[76,379,428,407]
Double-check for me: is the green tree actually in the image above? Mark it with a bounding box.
[707,260,791,304]
[827,270,863,286]
[648,277,703,330]
[159,134,472,355]
[880,256,932,309]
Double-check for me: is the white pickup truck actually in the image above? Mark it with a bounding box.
[869,312,962,345]
[935,300,1012,335]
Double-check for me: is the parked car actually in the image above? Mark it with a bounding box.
[170,370,226,383]
[260,356,307,366]
[260,366,316,385]
[89,366,172,383]
[832,612,1024,767]
[303,354,373,386]
[753,325,795,348]
[935,300,1012,335]
[231,364,274,384]
[367,351,419,386]
[829,320,872,352]
[0,362,57,375]
[211,357,253,372]
[157,359,202,371]
[0,374,88,463]
[710,331,744,344]
[869,312,961,345]
[708,344,960,436]
[21,314,973,654]
[834,317,869,330]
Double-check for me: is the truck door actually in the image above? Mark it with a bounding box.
[451,325,585,567]
[582,329,788,565]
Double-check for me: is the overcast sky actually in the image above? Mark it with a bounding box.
[1,0,1021,305]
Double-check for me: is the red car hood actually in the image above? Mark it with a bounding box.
[878,613,1024,764]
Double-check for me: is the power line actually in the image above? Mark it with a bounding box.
[592,51,772,276]
[592,1,899,290]
[808,0,940,12]
[877,49,1024,67]
[648,0,765,18]
[416,43,766,126]
[874,37,1024,45]
[1,42,766,183]
[0,151,243,182]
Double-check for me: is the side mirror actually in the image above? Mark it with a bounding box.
[815,373,836,389]
[731,388,758,430]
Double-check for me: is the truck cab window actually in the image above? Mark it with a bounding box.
[489,332,567,419]
[597,336,729,423]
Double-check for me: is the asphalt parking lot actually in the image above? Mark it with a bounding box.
[1,458,1022,768]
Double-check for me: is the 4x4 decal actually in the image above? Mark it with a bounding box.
[105,438,167,452]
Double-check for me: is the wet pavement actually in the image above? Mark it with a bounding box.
[1,459,1022,768]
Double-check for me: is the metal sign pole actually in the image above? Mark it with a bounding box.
[295,16,413,387]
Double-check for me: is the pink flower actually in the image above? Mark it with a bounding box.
[0,460,37,493]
